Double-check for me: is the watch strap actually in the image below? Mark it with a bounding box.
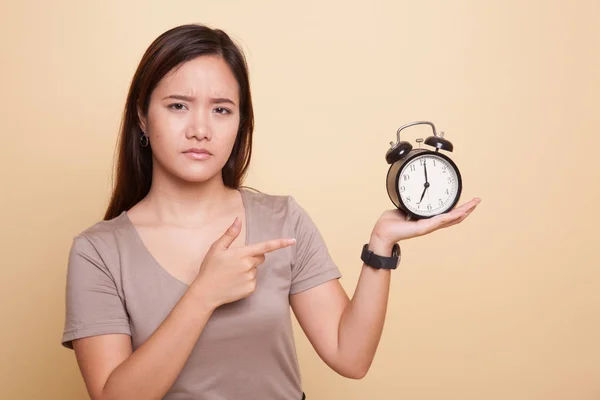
[361,243,400,270]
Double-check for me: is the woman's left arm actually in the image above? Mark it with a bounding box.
[290,197,481,379]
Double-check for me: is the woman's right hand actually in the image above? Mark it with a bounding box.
[191,217,296,309]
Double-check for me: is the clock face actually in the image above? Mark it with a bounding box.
[397,153,460,217]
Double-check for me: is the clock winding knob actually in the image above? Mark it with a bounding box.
[424,132,454,152]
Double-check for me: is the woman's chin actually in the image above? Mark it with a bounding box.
[175,170,222,185]
[155,160,226,186]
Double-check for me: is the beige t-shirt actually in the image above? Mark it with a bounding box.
[61,189,342,399]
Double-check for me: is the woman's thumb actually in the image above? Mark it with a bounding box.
[215,217,241,249]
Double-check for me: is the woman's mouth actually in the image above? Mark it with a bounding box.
[183,148,212,160]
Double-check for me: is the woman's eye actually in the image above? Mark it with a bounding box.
[168,103,187,111]
[214,107,232,115]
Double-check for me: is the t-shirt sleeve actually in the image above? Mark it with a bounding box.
[288,196,342,295]
[61,235,131,349]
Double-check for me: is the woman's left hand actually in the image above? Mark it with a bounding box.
[370,197,482,249]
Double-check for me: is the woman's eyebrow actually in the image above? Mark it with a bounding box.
[161,94,236,106]
[210,97,236,106]
[162,94,195,101]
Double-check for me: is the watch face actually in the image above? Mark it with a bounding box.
[397,153,461,217]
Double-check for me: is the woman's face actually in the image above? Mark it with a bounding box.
[140,55,241,184]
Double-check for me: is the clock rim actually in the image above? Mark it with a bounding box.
[392,150,463,220]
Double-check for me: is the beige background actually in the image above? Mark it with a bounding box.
[1,0,599,399]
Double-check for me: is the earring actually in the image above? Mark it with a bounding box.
[140,132,149,148]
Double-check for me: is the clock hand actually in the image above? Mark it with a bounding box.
[417,159,431,209]
[423,159,431,202]
[418,186,427,206]
[418,180,431,209]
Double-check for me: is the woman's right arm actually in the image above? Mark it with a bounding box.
[73,284,215,400]
[71,218,296,400]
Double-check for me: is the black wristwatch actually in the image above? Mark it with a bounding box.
[361,243,401,270]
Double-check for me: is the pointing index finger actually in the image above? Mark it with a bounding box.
[246,238,296,256]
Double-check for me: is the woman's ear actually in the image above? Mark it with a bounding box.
[137,107,147,133]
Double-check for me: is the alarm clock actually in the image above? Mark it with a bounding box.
[385,121,462,220]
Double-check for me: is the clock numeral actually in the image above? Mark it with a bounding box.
[410,165,416,172]
[427,204,432,211]
[400,186,406,192]
[419,159,425,166]
[406,196,411,202]
[442,167,447,173]
[439,199,444,206]
[433,159,437,167]
[445,189,450,195]
[447,177,453,184]
[403,174,410,181]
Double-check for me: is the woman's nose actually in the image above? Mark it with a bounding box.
[187,110,211,140]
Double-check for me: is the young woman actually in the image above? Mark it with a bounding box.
[61,24,480,400]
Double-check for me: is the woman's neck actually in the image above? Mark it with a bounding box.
[141,170,237,228]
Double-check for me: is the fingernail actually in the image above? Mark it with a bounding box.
[287,238,296,245]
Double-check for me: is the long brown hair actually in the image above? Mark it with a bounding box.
[103,24,254,220]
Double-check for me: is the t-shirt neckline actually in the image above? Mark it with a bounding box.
[120,188,251,288]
